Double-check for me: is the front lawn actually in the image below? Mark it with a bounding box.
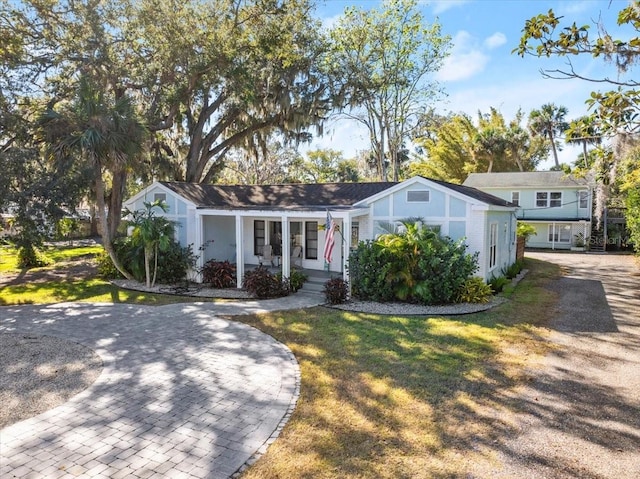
[0,243,204,306]
[235,259,559,478]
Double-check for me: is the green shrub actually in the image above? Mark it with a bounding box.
[517,222,537,242]
[289,268,308,292]
[349,223,479,305]
[243,266,289,298]
[456,277,492,303]
[152,243,196,284]
[103,237,195,284]
[17,245,52,268]
[489,275,510,294]
[502,260,524,279]
[324,277,349,304]
[202,260,236,288]
[96,250,124,279]
[348,240,395,302]
[55,218,80,243]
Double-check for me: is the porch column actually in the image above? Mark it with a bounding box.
[195,212,204,282]
[281,215,291,279]
[342,215,351,284]
[235,215,244,289]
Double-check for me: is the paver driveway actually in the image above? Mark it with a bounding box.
[0,296,321,479]
[469,252,640,479]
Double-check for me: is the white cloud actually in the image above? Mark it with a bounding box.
[429,0,471,15]
[483,32,507,50]
[436,31,489,82]
[321,13,342,31]
[557,1,592,16]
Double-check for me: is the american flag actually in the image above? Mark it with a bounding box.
[323,211,336,263]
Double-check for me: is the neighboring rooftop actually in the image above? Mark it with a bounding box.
[463,171,589,189]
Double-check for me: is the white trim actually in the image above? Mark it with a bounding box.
[122,182,198,210]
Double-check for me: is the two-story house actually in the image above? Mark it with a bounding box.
[463,171,592,250]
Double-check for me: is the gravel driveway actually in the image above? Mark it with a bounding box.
[470,252,640,479]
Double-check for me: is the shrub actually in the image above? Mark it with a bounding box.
[102,237,196,284]
[289,268,308,292]
[348,240,395,302]
[243,266,289,298]
[17,245,52,268]
[151,243,196,284]
[324,277,349,304]
[96,250,123,279]
[202,260,236,288]
[489,275,510,294]
[502,260,524,279]
[55,218,80,243]
[456,277,492,303]
[517,222,537,242]
[349,223,479,305]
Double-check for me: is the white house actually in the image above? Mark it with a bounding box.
[123,176,518,287]
[463,171,592,250]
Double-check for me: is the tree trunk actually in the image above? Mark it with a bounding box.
[548,131,560,167]
[582,141,589,169]
[152,244,159,287]
[89,203,99,236]
[95,173,134,280]
[108,168,127,239]
[487,158,494,173]
[145,246,152,288]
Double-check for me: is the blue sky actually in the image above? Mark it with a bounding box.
[307,0,629,170]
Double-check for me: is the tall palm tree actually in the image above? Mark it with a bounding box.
[566,115,603,169]
[473,126,507,173]
[39,77,147,280]
[528,103,569,168]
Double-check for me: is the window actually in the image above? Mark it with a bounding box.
[254,220,265,255]
[511,191,520,206]
[489,223,497,269]
[407,190,430,202]
[351,222,359,248]
[154,193,166,203]
[290,222,302,248]
[548,224,572,243]
[536,191,562,208]
[550,192,562,207]
[270,221,282,256]
[579,191,589,209]
[305,221,318,260]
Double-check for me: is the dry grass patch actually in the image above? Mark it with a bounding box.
[235,258,560,478]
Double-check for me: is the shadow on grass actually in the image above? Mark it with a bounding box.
[235,257,640,478]
[0,279,202,306]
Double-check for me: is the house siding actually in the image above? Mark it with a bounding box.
[465,180,592,251]
[125,177,517,286]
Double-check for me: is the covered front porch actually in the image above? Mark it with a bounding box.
[192,208,367,288]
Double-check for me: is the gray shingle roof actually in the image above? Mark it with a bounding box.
[463,171,589,188]
[160,181,398,209]
[424,177,515,207]
[160,178,515,210]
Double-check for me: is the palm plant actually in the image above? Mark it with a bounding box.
[125,200,176,287]
[39,77,147,280]
[566,115,603,169]
[528,103,569,168]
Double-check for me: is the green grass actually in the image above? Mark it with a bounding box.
[0,244,104,273]
[0,243,206,306]
[236,258,560,479]
[0,278,204,306]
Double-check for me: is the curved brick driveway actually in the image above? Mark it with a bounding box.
[0,296,321,479]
